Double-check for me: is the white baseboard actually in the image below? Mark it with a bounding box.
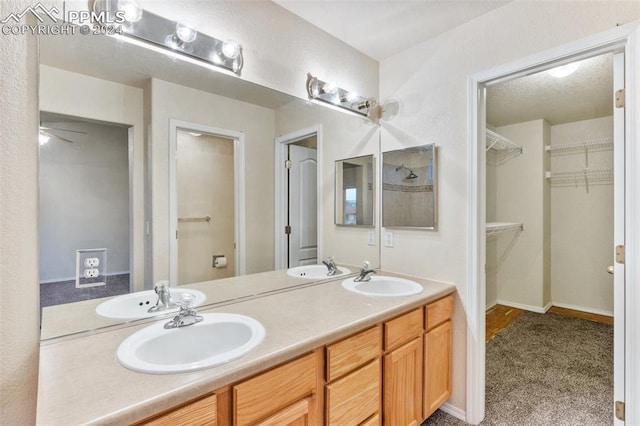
[486,300,498,311]
[551,302,613,318]
[439,402,467,421]
[496,299,550,314]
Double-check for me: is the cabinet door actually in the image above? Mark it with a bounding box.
[383,337,423,426]
[256,397,313,426]
[424,320,452,418]
[326,359,380,425]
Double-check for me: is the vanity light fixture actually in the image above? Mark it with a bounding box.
[306,73,379,119]
[93,0,244,75]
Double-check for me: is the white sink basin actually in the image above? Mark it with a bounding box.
[117,313,265,374]
[287,264,351,279]
[95,288,206,320]
[342,276,423,297]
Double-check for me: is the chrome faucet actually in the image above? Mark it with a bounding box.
[322,256,339,276]
[164,293,203,329]
[148,281,178,313]
[354,261,376,282]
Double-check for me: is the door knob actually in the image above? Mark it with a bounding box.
[607,265,614,275]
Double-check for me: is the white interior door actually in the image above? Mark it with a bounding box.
[612,51,625,425]
[288,144,317,266]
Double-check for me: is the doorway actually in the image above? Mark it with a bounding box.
[169,120,245,286]
[275,126,322,270]
[482,51,615,424]
[467,26,638,425]
[38,112,133,306]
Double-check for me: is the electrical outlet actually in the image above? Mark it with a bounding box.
[84,268,99,278]
[367,230,375,246]
[84,257,100,268]
[385,231,394,248]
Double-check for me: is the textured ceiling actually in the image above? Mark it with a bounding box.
[487,53,613,127]
[273,0,510,61]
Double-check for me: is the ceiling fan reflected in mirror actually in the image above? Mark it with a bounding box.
[38,125,87,145]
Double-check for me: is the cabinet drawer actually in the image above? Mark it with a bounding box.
[326,359,380,426]
[359,413,380,426]
[326,325,381,381]
[426,295,454,331]
[138,393,216,426]
[234,353,317,425]
[384,308,423,351]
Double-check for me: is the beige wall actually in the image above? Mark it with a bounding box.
[150,79,276,282]
[380,0,640,415]
[39,65,145,290]
[487,120,550,311]
[0,2,39,423]
[551,116,614,314]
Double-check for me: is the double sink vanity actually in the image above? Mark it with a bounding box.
[37,267,455,425]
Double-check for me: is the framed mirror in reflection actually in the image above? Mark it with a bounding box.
[37,26,380,340]
[335,155,375,226]
[382,144,437,229]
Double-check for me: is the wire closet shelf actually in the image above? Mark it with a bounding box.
[486,129,523,166]
[486,222,524,239]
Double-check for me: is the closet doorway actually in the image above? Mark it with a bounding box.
[480,50,624,424]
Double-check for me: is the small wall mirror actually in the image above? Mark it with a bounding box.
[335,155,375,226]
[382,144,437,229]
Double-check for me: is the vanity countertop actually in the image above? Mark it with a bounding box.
[36,270,455,425]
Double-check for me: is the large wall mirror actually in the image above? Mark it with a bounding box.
[382,144,437,229]
[335,155,375,226]
[39,28,380,340]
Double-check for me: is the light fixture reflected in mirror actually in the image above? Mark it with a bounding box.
[93,0,244,75]
[306,73,379,119]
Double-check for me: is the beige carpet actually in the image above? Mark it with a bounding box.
[423,312,613,425]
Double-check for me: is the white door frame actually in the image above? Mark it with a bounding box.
[274,125,323,270]
[467,23,640,424]
[168,119,246,285]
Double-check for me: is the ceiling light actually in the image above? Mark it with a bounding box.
[547,62,580,78]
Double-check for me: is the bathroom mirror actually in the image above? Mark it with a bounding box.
[38,28,380,340]
[335,155,375,226]
[382,144,437,229]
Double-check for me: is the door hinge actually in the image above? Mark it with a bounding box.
[176,230,178,239]
[615,401,625,421]
[615,89,625,108]
[285,225,291,235]
[284,159,292,169]
[616,245,625,264]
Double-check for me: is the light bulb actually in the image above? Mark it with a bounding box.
[221,40,240,59]
[547,62,579,78]
[175,23,197,43]
[341,92,358,103]
[118,0,142,23]
[322,82,338,95]
[39,132,50,146]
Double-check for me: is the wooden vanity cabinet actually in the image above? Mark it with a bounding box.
[233,350,322,426]
[383,308,424,426]
[423,295,454,419]
[324,325,382,425]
